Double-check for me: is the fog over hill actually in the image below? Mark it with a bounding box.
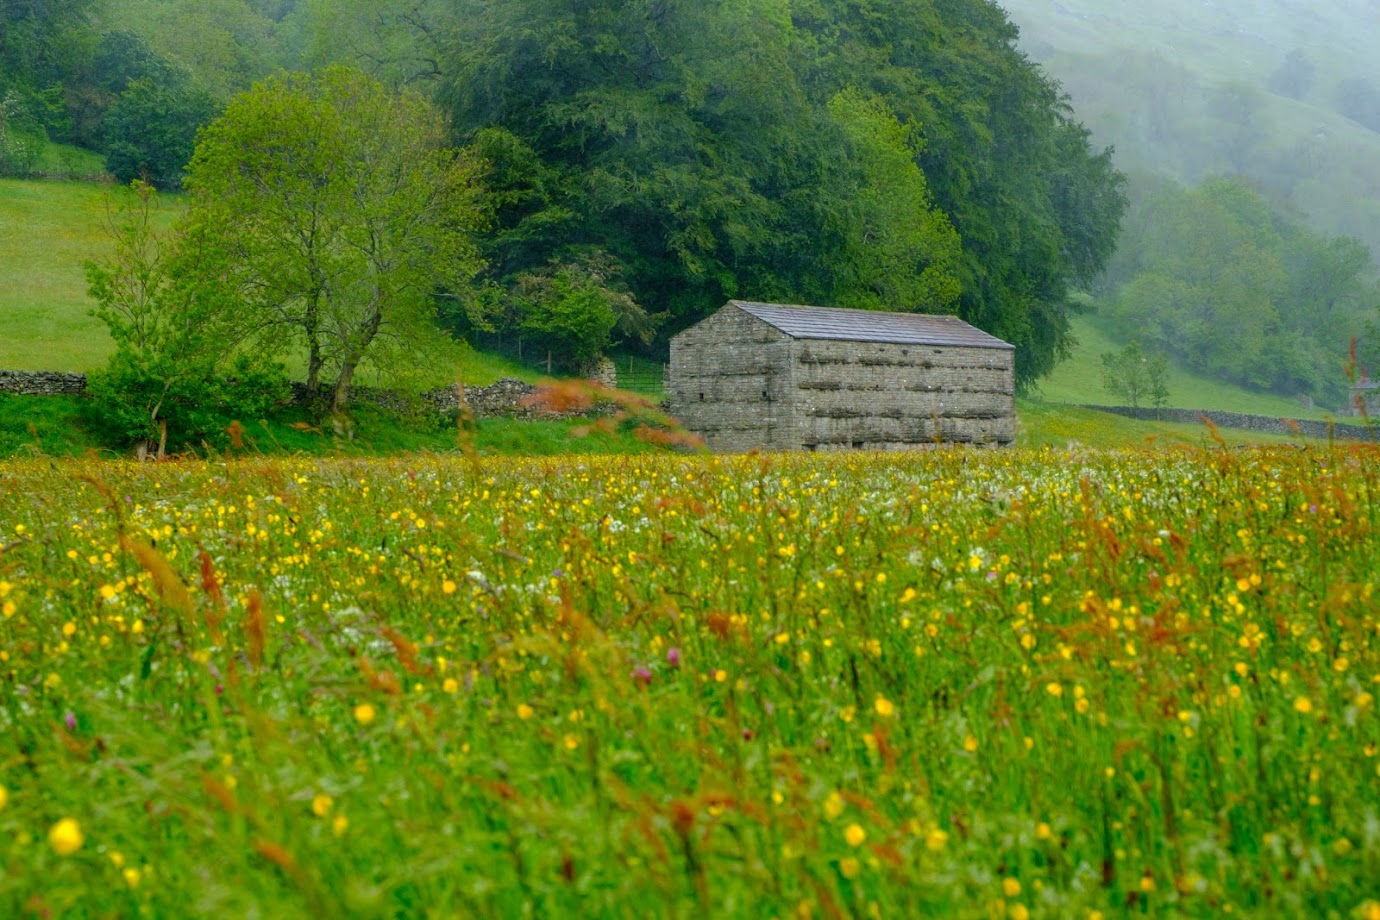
[999,0,1380,255]
[996,0,1380,402]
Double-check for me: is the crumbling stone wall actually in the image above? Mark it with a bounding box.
[589,358,618,390]
[290,378,587,419]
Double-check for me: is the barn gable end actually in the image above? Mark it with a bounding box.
[663,303,797,453]
[667,301,1015,452]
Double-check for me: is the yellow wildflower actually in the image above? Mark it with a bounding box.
[49,818,84,856]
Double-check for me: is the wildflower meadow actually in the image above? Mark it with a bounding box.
[0,445,1378,917]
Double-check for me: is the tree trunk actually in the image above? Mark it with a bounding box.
[330,304,385,416]
[304,288,323,399]
[332,357,359,416]
[307,340,323,397]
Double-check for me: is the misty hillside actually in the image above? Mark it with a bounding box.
[999,0,1380,255]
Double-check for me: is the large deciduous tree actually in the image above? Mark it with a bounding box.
[184,66,488,414]
[436,0,1125,388]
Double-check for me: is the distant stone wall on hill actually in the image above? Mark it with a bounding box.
[0,370,88,395]
[1079,405,1380,442]
[0,370,595,419]
[288,378,595,419]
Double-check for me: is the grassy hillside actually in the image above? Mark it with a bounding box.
[1,173,1349,429]
[0,177,538,386]
[1014,399,1327,449]
[1033,316,1335,419]
[0,178,125,371]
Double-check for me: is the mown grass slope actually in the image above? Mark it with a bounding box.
[0,179,125,371]
[1031,316,1336,419]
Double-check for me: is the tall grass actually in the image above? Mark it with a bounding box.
[0,447,1377,916]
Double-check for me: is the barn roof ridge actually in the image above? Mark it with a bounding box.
[728,301,1015,350]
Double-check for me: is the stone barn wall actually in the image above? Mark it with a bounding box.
[666,307,796,452]
[792,340,1015,449]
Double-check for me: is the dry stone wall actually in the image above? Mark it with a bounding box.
[0,371,589,420]
[290,379,592,419]
[0,370,88,395]
[1080,405,1380,442]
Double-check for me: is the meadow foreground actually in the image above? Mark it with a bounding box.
[0,447,1377,917]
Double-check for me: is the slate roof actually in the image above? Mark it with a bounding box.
[731,301,1014,351]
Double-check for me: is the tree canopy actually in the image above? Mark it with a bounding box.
[436,0,1125,386]
[84,181,287,455]
[18,0,1126,386]
[184,66,488,413]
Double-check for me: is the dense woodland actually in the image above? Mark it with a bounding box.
[3,0,1378,409]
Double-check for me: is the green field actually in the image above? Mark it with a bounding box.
[0,178,540,389]
[1032,316,1335,420]
[0,179,129,372]
[1,447,1378,916]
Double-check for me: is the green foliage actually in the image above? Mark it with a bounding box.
[103,77,216,189]
[108,0,298,101]
[821,88,961,313]
[0,92,42,177]
[441,0,1124,388]
[507,252,662,372]
[0,394,95,456]
[184,66,488,415]
[1099,341,1169,409]
[1101,177,1380,403]
[0,0,101,138]
[83,180,280,454]
[84,350,289,452]
[516,266,619,373]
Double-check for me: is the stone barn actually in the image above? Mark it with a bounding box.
[666,301,1015,452]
